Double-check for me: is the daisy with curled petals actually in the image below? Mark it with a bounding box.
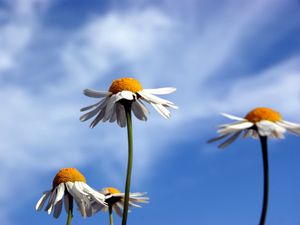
[208,107,300,225]
[35,168,107,225]
[80,77,176,225]
[80,77,177,128]
[91,187,149,225]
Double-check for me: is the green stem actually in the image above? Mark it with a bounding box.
[66,195,73,225]
[258,135,269,225]
[109,205,114,225]
[122,104,133,225]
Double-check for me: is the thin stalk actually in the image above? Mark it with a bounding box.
[258,135,269,225]
[109,205,114,225]
[66,195,73,225]
[122,103,133,225]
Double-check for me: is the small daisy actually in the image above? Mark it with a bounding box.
[208,107,300,148]
[92,187,149,217]
[80,77,177,127]
[35,168,107,220]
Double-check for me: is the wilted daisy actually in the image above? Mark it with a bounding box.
[208,107,300,148]
[80,77,177,128]
[35,168,107,224]
[208,107,300,225]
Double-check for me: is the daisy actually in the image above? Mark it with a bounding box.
[208,107,300,225]
[91,187,149,225]
[80,77,177,128]
[208,107,300,149]
[35,168,107,223]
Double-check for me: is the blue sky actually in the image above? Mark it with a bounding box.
[1,0,300,224]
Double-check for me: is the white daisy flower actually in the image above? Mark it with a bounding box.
[208,107,300,148]
[80,77,177,128]
[91,187,149,217]
[35,168,107,218]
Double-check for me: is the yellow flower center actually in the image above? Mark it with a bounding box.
[52,168,86,188]
[108,77,143,94]
[106,187,121,194]
[245,107,282,123]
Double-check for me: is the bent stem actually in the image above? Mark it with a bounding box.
[109,205,114,225]
[66,195,73,225]
[122,103,133,225]
[258,135,269,225]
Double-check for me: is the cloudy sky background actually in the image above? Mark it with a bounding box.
[1,0,300,224]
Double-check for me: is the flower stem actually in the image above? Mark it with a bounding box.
[122,104,133,225]
[258,135,269,225]
[109,205,114,225]
[66,195,73,225]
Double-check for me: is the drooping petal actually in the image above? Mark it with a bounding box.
[142,87,176,95]
[90,108,106,128]
[116,103,126,127]
[132,101,147,121]
[53,200,63,218]
[36,191,51,211]
[83,89,111,98]
[64,193,69,214]
[53,183,65,205]
[207,133,231,144]
[150,103,171,119]
[103,95,118,122]
[218,131,242,149]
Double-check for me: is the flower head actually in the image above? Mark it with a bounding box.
[35,168,106,218]
[208,107,300,148]
[80,77,177,128]
[91,187,149,217]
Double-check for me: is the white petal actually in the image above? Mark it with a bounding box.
[132,101,147,121]
[36,191,51,211]
[83,89,111,98]
[257,120,286,137]
[45,189,57,214]
[138,90,177,107]
[218,121,253,135]
[207,133,231,143]
[142,87,176,95]
[116,103,126,127]
[53,183,65,205]
[221,113,246,121]
[109,103,117,123]
[128,201,141,208]
[151,103,171,119]
[277,120,300,136]
[118,91,135,100]
[80,100,101,112]
[218,131,242,149]
[103,95,117,122]
[90,108,106,128]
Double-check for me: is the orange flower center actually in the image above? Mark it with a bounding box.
[52,168,86,188]
[108,77,143,94]
[245,107,282,123]
[106,187,121,194]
